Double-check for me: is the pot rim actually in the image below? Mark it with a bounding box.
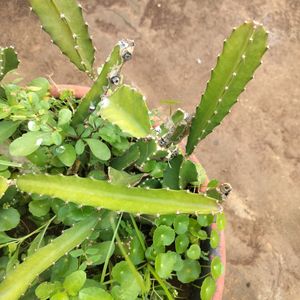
[50,84,226,300]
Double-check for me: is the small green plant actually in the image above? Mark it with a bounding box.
[0,1,268,299]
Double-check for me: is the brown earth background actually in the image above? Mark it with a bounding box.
[1,0,300,299]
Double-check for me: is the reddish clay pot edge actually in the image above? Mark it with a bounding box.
[51,84,226,300]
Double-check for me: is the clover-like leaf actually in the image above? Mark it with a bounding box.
[63,270,86,296]
[85,241,115,266]
[154,214,175,227]
[175,234,190,254]
[200,276,216,300]
[155,251,177,279]
[99,85,151,138]
[210,229,220,249]
[153,225,175,248]
[0,207,20,231]
[173,214,189,234]
[211,256,224,280]
[197,214,214,227]
[29,199,51,217]
[79,287,113,300]
[176,259,201,283]
[85,138,111,161]
[186,244,201,260]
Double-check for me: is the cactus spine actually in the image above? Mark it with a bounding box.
[186,21,268,155]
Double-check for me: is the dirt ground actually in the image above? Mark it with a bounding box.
[1,0,299,299]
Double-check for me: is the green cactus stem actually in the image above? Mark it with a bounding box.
[111,144,140,170]
[29,0,95,74]
[0,46,20,81]
[72,40,134,126]
[99,85,151,138]
[0,216,98,300]
[15,174,221,215]
[186,21,268,155]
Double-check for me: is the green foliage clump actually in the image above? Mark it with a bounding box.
[0,1,268,299]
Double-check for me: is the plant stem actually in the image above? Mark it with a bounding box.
[130,214,146,251]
[147,264,174,300]
[115,230,146,293]
[100,213,123,284]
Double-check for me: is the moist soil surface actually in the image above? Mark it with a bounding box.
[1,1,299,299]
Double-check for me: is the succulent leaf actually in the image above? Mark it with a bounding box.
[15,174,221,215]
[0,46,19,81]
[186,21,268,155]
[72,40,134,125]
[0,216,98,300]
[99,85,151,138]
[29,0,94,73]
[108,167,144,186]
[179,159,206,189]
[163,155,183,190]
[135,139,157,165]
[111,144,140,170]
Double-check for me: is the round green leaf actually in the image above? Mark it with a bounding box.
[211,256,224,280]
[63,270,86,296]
[57,144,76,167]
[154,214,175,226]
[210,229,220,249]
[79,287,113,300]
[0,207,20,231]
[111,261,133,285]
[176,259,201,283]
[35,281,62,300]
[186,244,201,260]
[197,214,214,227]
[173,214,189,234]
[153,225,175,247]
[155,251,177,279]
[29,199,51,217]
[85,139,111,161]
[50,291,69,300]
[145,245,165,261]
[200,276,216,300]
[175,234,190,254]
[216,213,227,231]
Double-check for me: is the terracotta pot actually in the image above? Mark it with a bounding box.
[51,84,226,300]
